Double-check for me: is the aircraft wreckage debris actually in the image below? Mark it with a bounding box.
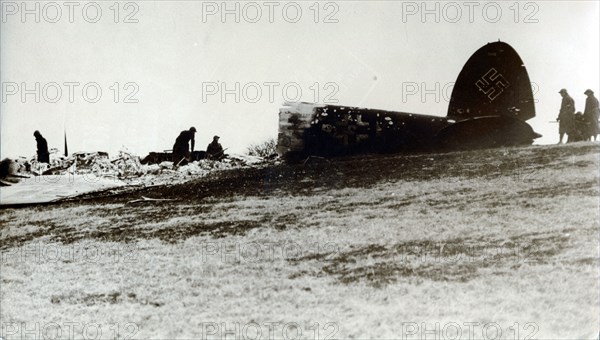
[0,151,266,206]
[276,41,541,161]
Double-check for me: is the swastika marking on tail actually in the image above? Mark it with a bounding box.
[475,68,510,101]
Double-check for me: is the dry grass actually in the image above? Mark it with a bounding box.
[1,142,598,339]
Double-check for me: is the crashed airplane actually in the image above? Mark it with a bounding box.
[277,41,542,160]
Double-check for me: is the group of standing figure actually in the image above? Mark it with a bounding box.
[31,127,225,166]
[557,89,600,143]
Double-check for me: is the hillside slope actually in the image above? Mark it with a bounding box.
[1,143,598,339]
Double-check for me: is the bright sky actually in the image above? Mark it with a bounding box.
[1,1,599,158]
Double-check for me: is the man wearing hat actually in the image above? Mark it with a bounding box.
[556,89,575,144]
[172,127,196,164]
[206,135,225,160]
[583,89,599,141]
[33,130,50,164]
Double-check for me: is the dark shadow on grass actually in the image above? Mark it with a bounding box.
[51,291,164,307]
[288,229,575,287]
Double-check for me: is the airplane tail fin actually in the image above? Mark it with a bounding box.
[447,41,535,122]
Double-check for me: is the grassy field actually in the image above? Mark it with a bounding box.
[1,142,598,339]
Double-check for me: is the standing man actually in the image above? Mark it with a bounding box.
[33,130,50,164]
[583,89,599,142]
[206,135,224,160]
[172,127,196,164]
[556,89,575,144]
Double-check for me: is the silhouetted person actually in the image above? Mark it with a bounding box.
[583,89,599,141]
[33,130,50,164]
[569,112,587,142]
[172,127,196,164]
[206,135,224,160]
[556,89,575,144]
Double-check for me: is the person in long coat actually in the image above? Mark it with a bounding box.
[583,89,599,141]
[33,130,50,163]
[556,89,575,144]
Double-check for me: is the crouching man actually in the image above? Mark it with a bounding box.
[206,136,225,160]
